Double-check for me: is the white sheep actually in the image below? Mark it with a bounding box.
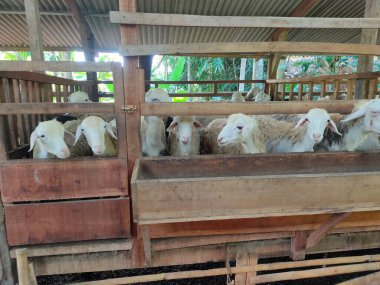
[254,91,271,102]
[230,91,245,102]
[245,86,261,101]
[319,99,380,151]
[204,114,265,154]
[71,116,118,157]
[256,108,341,153]
[141,88,171,157]
[317,96,331,101]
[29,119,71,159]
[166,116,203,156]
[67,91,92,103]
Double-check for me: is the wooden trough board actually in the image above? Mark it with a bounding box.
[132,152,380,224]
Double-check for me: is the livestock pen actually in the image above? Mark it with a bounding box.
[2,0,380,284]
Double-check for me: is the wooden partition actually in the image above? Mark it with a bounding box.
[0,61,130,246]
[267,72,380,101]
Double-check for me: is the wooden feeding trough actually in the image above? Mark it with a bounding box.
[132,152,380,225]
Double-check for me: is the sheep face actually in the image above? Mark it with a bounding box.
[343,99,380,134]
[145,88,171,103]
[29,120,70,158]
[167,116,202,145]
[217,114,256,146]
[294,108,341,143]
[75,116,117,155]
[67,91,92,103]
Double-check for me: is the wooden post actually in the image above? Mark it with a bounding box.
[290,231,307,261]
[24,0,44,61]
[320,81,326,98]
[142,226,152,267]
[289,83,294,101]
[16,249,30,285]
[347,79,355,100]
[235,253,258,285]
[0,199,14,285]
[334,80,340,100]
[355,0,380,99]
[298,83,303,101]
[140,56,153,92]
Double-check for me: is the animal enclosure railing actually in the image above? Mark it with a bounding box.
[267,72,380,101]
[0,61,130,247]
[146,79,267,98]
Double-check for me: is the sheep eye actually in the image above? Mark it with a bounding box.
[104,125,107,128]
[237,126,243,130]
[84,99,88,102]
[40,134,45,138]
[327,119,330,123]
[304,118,309,122]
[81,128,85,132]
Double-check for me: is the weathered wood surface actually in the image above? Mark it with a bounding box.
[122,42,380,56]
[111,12,380,29]
[16,248,30,285]
[0,71,88,86]
[337,270,380,284]
[25,0,43,62]
[0,61,115,72]
[0,197,14,284]
[133,153,380,224]
[0,102,114,115]
[5,198,131,246]
[0,158,128,202]
[140,100,355,116]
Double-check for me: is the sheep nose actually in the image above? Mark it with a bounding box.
[182,136,190,144]
[93,145,103,154]
[60,147,70,158]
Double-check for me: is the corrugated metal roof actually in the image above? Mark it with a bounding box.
[0,0,379,51]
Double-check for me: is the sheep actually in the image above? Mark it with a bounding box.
[318,96,331,101]
[67,91,92,103]
[256,108,341,153]
[254,91,271,102]
[67,116,118,157]
[166,116,203,156]
[245,86,261,101]
[317,99,380,151]
[141,116,167,156]
[29,119,71,159]
[203,114,265,154]
[141,88,171,156]
[230,91,245,102]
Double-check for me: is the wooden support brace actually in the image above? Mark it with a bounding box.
[306,212,351,249]
[290,231,307,261]
[16,248,30,285]
[142,226,152,267]
[28,263,38,285]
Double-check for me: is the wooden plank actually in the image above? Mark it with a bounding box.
[112,63,128,159]
[337,271,380,285]
[334,80,340,100]
[289,83,294,100]
[298,83,303,101]
[16,248,30,285]
[290,231,307,261]
[0,71,88,86]
[111,11,380,29]
[133,172,380,224]
[5,198,131,246]
[246,255,258,285]
[148,79,266,85]
[139,100,355,116]
[268,72,380,84]
[235,252,249,285]
[10,239,132,258]
[122,42,380,56]
[0,198,14,284]
[369,78,377,98]
[0,158,128,202]
[25,0,44,61]
[306,212,351,248]
[28,263,37,285]
[347,79,355,100]
[27,81,37,129]
[19,80,32,139]
[33,82,43,122]
[33,250,132,276]
[12,79,26,145]
[142,226,152,266]
[0,61,114,72]
[320,81,326,97]
[2,78,18,149]
[0,102,114,115]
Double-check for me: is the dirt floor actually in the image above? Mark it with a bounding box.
[37,249,380,285]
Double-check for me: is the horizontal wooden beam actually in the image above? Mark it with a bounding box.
[0,103,114,115]
[0,61,119,72]
[140,101,355,116]
[267,72,380,84]
[148,79,266,85]
[122,42,380,56]
[111,12,380,29]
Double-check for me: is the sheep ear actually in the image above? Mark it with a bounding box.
[342,104,367,122]
[193,121,203,128]
[105,123,118,139]
[217,122,227,129]
[74,125,82,145]
[28,131,38,152]
[166,121,177,134]
[294,117,308,129]
[328,119,342,136]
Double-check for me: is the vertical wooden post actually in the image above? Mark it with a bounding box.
[290,231,307,261]
[235,252,258,285]
[347,79,355,100]
[289,83,294,101]
[308,82,313,100]
[142,226,152,267]
[16,249,29,285]
[0,199,14,285]
[368,79,377,99]
[24,0,44,61]
[334,80,340,100]
[320,81,326,98]
[355,0,380,99]
[298,83,303,101]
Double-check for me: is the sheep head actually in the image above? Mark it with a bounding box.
[166,116,202,145]
[342,99,380,134]
[67,91,92,103]
[217,113,257,146]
